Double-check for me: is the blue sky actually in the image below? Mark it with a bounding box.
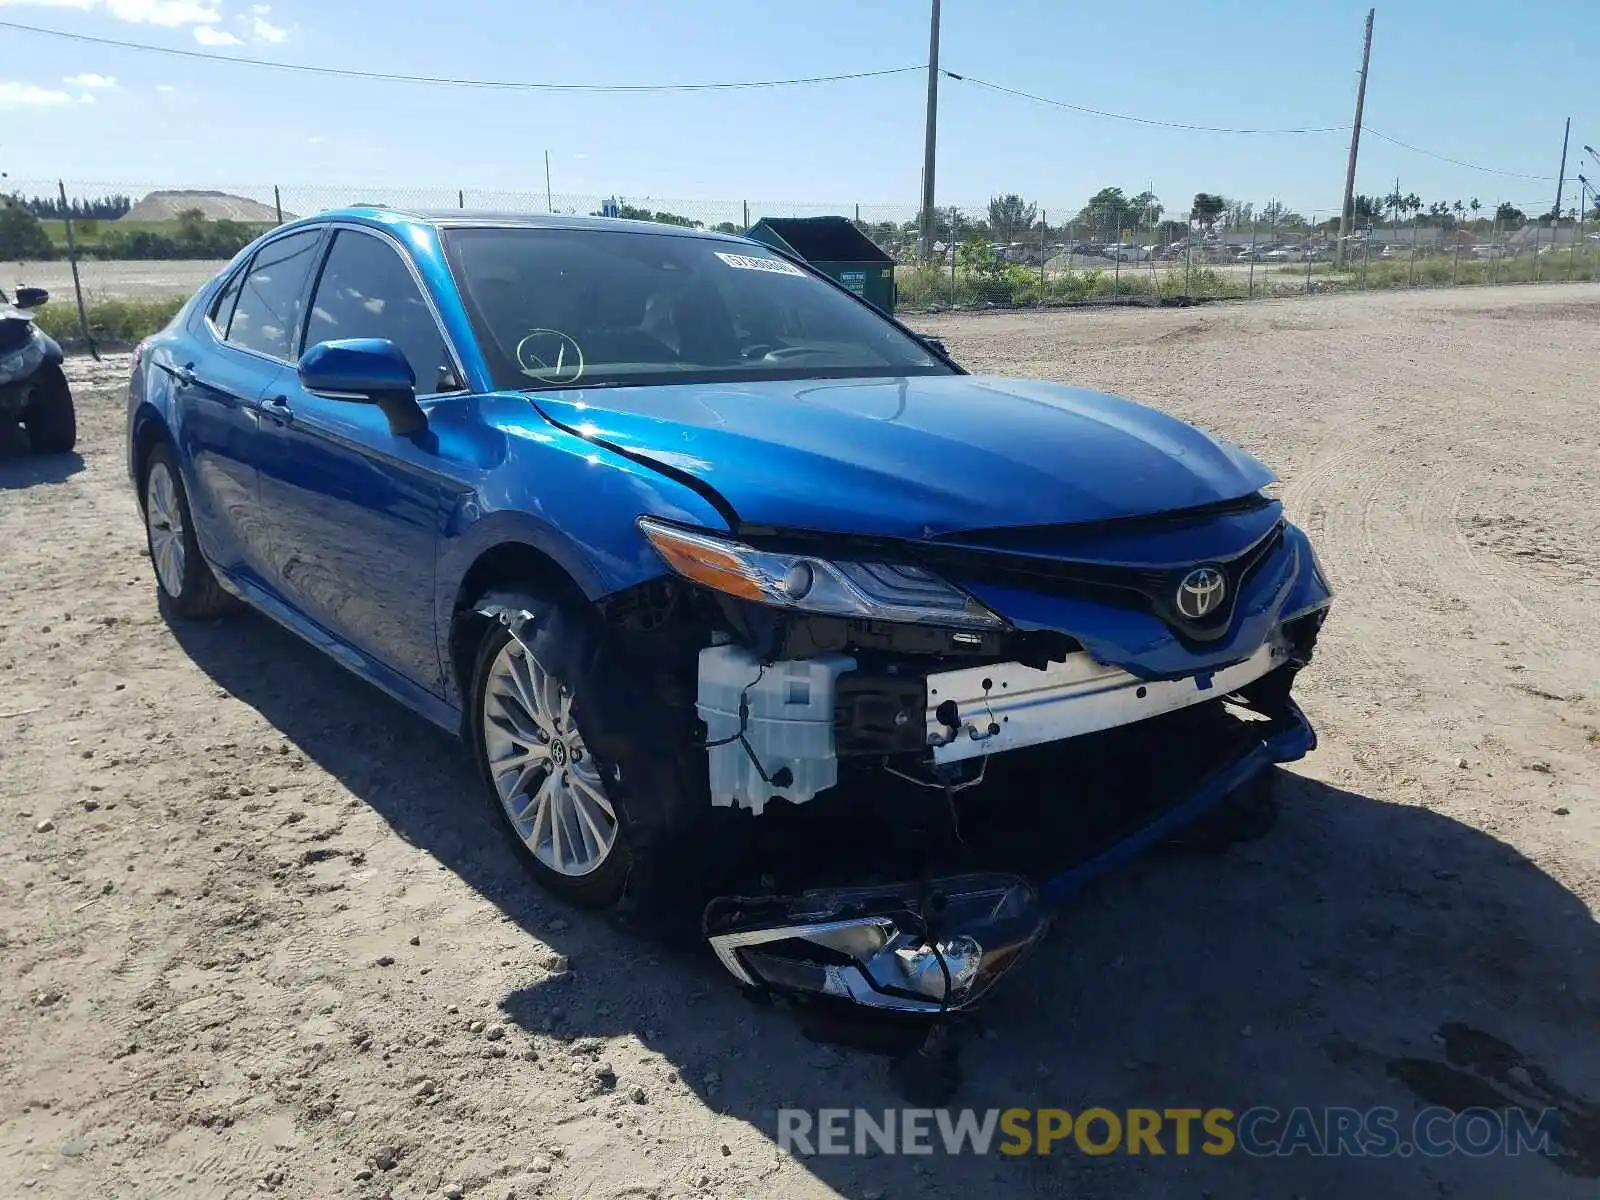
[0,0,1595,221]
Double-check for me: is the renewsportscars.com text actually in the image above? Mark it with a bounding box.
[777,1106,1558,1159]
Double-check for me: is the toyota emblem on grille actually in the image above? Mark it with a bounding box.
[1175,567,1227,620]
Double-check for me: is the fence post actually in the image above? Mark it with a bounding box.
[949,245,956,307]
[1039,209,1046,304]
[458,189,465,210]
[742,200,749,228]
[1304,225,1313,294]
[1532,220,1542,283]
[1569,209,1579,280]
[1112,225,1121,299]
[1491,219,1501,285]
[1248,220,1257,298]
[1067,221,1074,270]
[1408,213,1417,287]
[57,180,96,361]
[1452,230,1461,286]
[1361,226,1371,289]
[273,185,283,225]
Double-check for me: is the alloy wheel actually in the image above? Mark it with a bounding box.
[481,638,619,876]
[145,460,187,598]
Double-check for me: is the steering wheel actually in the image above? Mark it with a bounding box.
[742,344,817,361]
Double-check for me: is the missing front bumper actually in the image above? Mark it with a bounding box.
[925,638,1289,764]
[701,687,1317,1011]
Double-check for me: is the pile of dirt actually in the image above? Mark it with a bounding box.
[121,190,288,223]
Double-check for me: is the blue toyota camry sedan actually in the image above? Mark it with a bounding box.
[128,209,1332,1012]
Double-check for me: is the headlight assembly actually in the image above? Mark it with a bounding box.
[638,517,1006,629]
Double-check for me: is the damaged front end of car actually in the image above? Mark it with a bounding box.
[579,494,1333,1017]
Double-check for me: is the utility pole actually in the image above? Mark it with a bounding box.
[1336,8,1375,267]
[918,0,941,261]
[1553,117,1570,219]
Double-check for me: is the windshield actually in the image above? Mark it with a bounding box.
[441,225,948,390]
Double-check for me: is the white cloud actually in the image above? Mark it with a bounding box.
[306,135,324,144]
[246,13,286,41]
[0,80,73,106]
[79,91,96,103]
[64,73,118,88]
[192,23,239,44]
[155,83,176,92]
[0,0,97,10]
[106,0,221,25]
[0,0,224,27]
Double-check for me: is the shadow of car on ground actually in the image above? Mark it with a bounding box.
[168,609,1600,1199]
[0,445,85,487]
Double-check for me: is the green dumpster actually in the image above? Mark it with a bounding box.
[742,216,897,314]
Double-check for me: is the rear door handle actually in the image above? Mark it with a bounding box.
[173,363,199,389]
[260,395,294,424]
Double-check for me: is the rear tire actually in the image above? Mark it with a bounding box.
[141,442,237,619]
[22,363,75,455]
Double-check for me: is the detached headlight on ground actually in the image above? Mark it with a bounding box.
[638,517,1005,629]
[0,335,45,386]
[703,873,1048,1014]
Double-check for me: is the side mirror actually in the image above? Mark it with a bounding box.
[15,286,48,308]
[298,338,427,436]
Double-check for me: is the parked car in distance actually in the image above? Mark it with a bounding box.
[125,209,1332,1009]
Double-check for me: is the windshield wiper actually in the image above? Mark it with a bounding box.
[518,380,629,393]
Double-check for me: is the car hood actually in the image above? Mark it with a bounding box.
[528,373,1274,539]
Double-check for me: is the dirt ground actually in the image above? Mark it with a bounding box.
[2,283,1597,1199]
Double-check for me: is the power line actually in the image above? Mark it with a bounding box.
[940,70,1343,135]
[1362,127,1552,181]
[0,20,922,92]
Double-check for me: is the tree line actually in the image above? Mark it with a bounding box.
[19,193,133,221]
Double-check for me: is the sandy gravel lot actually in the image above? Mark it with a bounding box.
[2,284,1597,1199]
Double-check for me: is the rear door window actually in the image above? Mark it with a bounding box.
[303,229,463,395]
[224,229,324,361]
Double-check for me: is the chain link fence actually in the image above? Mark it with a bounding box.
[5,180,1597,324]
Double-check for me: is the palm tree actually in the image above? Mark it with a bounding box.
[1452,200,1465,224]
[1469,197,1482,225]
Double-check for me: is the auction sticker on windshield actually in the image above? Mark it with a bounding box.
[715,252,806,277]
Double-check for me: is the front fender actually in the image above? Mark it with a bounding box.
[432,411,732,679]
[36,330,63,366]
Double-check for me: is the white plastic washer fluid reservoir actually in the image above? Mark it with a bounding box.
[696,644,857,814]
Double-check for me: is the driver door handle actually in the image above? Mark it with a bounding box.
[260,395,294,424]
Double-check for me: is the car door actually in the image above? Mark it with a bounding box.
[174,227,324,586]
[255,225,470,694]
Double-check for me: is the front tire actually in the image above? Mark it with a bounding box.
[141,443,236,619]
[467,597,704,911]
[22,363,75,455]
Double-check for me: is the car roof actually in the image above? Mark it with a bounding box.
[308,206,753,243]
